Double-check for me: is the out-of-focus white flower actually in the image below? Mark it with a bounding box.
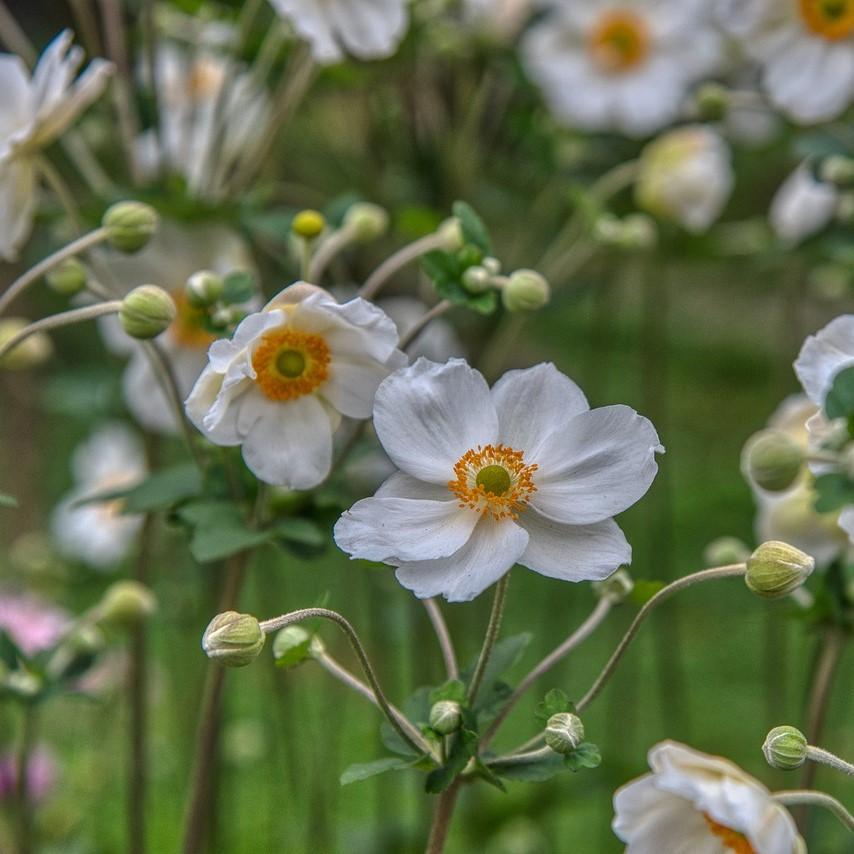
[268,0,409,64]
[794,315,854,407]
[0,30,113,260]
[613,740,802,853]
[51,424,147,570]
[334,359,662,602]
[186,283,404,489]
[718,0,854,124]
[521,0,722,137]
[635,125,733,233]
[137,44,270,200]
[463,0,534,41]
[770,163,838,244]
[0,593,69,656]
[99,222,255,435]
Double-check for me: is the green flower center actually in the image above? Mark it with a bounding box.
[276,348,307,378]
[475,464,512,496]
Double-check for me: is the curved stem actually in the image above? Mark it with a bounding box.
[399,300,452,351]
[0,228,110,316]
[37,157,82,233]
[480,598,612,749]
[259,608,429,758]
[0,301,121,360]
[806,746,854,776]
[467,575,510,706]
[486,746,553,769]
[425,779,462,854]
[773,790,854,833]
[359,233,447,301]
[306,227,355,284]
[422,599,458,680]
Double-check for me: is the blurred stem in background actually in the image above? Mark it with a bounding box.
[15,704,37,854]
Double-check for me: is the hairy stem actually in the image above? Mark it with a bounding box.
[398,301,452,352]
[774,790,854,833]
[806,746,854,776]
[422,599,459,680]
[359,233,448,301]
[467,574,510,706]
[425,779,462,854]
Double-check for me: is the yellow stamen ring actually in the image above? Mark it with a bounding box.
[449,444,537,520]
[799,0,854,40]
[252,328,330,401]
[589,11,650,74]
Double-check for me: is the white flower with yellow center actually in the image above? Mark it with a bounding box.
[51,424,147,570]
[719,0,854,123]
[186,283,405,488]
[334,359,662,602]
[613,741,803,853]
[0,30,113,260]
[521,0,722,137]
[770,163,838,244]
[268,0,409,64]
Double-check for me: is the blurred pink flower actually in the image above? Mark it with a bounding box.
[0,593,70,656]
[0,746,58,803]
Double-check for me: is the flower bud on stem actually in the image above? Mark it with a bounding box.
[765,727,854,775]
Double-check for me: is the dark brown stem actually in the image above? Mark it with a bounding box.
[425,779,462,854]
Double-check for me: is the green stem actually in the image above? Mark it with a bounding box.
[37,157,83,233]
[466,574,510,706]
[425,779,462,854]
[422,599,459,680]
[15,704,37,854]
[774,790,854,833]
[806,746,854,776]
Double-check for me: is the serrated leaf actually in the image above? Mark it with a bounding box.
[629,580,666,606]
[491,750,566,783]
[824,365,854,420]
[452,201,492,254]
[534,688,576,722]
[564,742,601,771]
[221,270,256,305]
[424,729,478,794]
[813,472,854,513]
[177,500,267,563]
[340,756,418,785]
[0,493,18,509]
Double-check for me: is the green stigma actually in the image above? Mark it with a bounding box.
[476,464,512,496]
[276,348,306,378]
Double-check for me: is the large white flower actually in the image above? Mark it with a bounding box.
[613,741,802,853]
[635,125,733,233]
[794,314,854,407]
[718,0,854,124]
[0,30,113,260]
[770,163,838,244]
[521,0,722,137]
[186,283,405,488]
[334,359,662,602]
[51,424,147,570]
[268,0,409,64]
[99,222,255,435]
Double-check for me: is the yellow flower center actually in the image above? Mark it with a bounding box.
[251,328,330,401]
[703,813,756,854]
[449,444,537,520]
[170,291,217,350]
[589,11,650,73]
[799,0,854,39]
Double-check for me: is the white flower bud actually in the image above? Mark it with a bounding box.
[103,201,159,253]
[119,285,177,339]
[544,712,585,755]
[436,217,464,251]
[762,726,807,770]
[202,611,265,667]
[745,541,814,599]
[344,203,389,242]
[45,258,87,296]
[462,265,493,293]
[482,256,502,276]
[742,429,804,492]
[502,269,550,312]
[429,700,462,735]
[186,270,224,308]
[0,318,52,369]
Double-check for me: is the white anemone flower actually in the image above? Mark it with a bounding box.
[635,125,733,233]
[521,0,722,137]
[0,30,113,260]
[794,314,854,408]
[613,741,803,853]
[99,222,256,435]
[718,0,854,124]
[770,163,838,244]
[186,283,405,489]
[268,0,409,64]
[334,359,662,602]
[51,424,147,570]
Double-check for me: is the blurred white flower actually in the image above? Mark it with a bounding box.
[521,0,722,137]
[186,283,404,488]
[794,314,854,407]
[0,30,113,260]
[770,163,838,244]
[613,740,802,853]
[99,222,255,435]
[718,0,854,124]
[635,125,733,233]
[269,0,409,64]
[334,359,662,602]
[463,0,534,41]
[51,424,147,570]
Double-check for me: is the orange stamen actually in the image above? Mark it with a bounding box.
[589,11,650,73]
[702,813,756,854]
[799,0,854,40]
[251,327,330,402]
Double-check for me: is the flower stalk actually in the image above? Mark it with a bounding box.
[466,574,510,706]
[359,232,450,300]
[773,790,854,833]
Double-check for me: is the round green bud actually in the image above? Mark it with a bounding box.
[544,712,585,755]
[292,209,326,240]
[344,203,389,242]
[96,580,157,630]
[202,611,265,667]
[119,285,176,339]
[502,269,551,313]
[103,201,159,253]
[745,541,815,599]
[743,430,804,492]
[703,536,751,568]
[694,82,729,121]
[592,568,634,604]
[436,217,464,252]
[45,257,87,296]
[186,270,224,308]
[456,243,484,269]
[762,726,807,770]
[462,265,493,294]
[819,155,854,187]
[0,317,52,369]
[272,625,313,669]
[429,700,462,735]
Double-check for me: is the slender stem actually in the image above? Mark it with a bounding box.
[37,157,83,233]
[307,227,355,284]
[15,704,37,854]
[486,746,553,768]
[480,598,612,749]
[0,228,110,316]
[466,574,510,706]
[0,302,121,360]
[359,233,447,301]
[398,301,452,352]
[425,779,462,854]
[806,746,854,776]
[422,599,459,680]
[0,1,35,64]
[773,790,854,833]
[259,608,429,758]
[68,0,103,58]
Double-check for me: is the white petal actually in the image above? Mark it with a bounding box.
[838,506,854,544]
[518,512,630,582]
[491,362,589,461]
[394,516,528,602]
[375,471,451,501]
[532,405,662,524]
[321,357,392,419]
[185,364,244,446]
[373,358,499,484]
[794,315,854,405]
[334,496,479,562]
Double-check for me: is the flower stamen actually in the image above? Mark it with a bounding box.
[702,813,756,854]
[252,328,330,401]
[799,0,854,39]
[449,444,537,519]
[589,11,650,73]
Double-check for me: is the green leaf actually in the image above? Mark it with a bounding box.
[270,518,325,548]
[814,472,854,513]
[429,679,466,705]
[463,633,532,707]
[221,270,256,305]
[564,742,601,771]
[0,492,18,509]
[340,756,417,785]
[177,500,268,563]
[824,365,854,420]
[79,463,203,514]
[534,688,576,722]
[0,630,23,668]
[471,758,507,792]
[452,201,492,254]
[424,729,479,794]
[272,627,313,669]
[381,686,433,756]
[629,580,666,606]
[491,751,566,783]
[422,249,461,284]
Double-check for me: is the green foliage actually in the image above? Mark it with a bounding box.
[339,756,418,786]
[564,742,602,772]
[629,579,666,606]
[424,727,479,794]
[429,679,466,705]
[534,688,576,722]
[813,473,854,513]
[453,201,492,255]
[491,751,566,783]
[221,271,257,306]
[104,463,203,513]
[824,365,854,420]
